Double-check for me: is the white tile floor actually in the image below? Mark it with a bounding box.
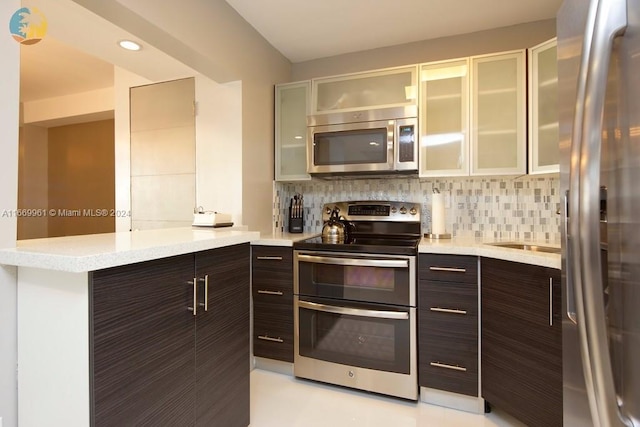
[250,369,525,427]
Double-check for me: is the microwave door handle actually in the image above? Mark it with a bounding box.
[569,0,630,426]
[298,300,409,320]
[296,254,408,269]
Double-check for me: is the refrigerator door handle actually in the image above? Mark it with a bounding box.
[564,190,578,324]
[570,0,632,426]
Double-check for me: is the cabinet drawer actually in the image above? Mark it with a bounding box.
[252,287,293,301]
[419,280,478,317]
[252,246,293,294]
[253,332,294,362]
[419,254,478,284]
[252,246,293,272]
[253,301,293,362]
[419,334,478,397]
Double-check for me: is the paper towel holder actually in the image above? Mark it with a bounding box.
[425,188,451,239]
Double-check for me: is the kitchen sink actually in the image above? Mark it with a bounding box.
[488,242,561,254]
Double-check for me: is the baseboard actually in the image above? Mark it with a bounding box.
[253,357,294,376]
[420,387,485,414]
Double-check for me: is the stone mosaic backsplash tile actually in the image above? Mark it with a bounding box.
[274,175,561,243]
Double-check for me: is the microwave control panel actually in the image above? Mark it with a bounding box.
[398,124,415,162]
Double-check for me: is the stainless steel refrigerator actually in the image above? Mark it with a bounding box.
[558,0,639,425]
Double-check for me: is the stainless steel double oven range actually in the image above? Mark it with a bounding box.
[293,200,421,401]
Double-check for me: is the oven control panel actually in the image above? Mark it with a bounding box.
[323,201,420,222]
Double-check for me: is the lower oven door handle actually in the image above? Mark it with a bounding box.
[296,254,408,268]
[298,300,409,320]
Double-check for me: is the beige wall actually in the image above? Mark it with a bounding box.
[17,125,49,240]
[47,119,115,238]
[292,19,556,80]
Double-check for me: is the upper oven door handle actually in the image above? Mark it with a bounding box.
[298,300,409,320]
[296,254,408,268]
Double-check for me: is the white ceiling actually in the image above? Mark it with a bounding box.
[20,0,563,104]
[225,0,563,63]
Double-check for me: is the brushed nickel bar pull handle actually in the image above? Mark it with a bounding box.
[257,290,284,296]
[204,275,209,312]
[430,362,467,372]
[187,277,197,316]
[549,277,553,326]
[430,307,467,315]
[297,254,408,269]
[256,256,283,260]
[257,335,284,343]
[429,266,466,273]
[298,300,409,320]
[197,277,207,309]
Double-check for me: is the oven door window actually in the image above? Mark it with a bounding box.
[297,298,411,374]
[313,127,389,166]
[297,254,412,306]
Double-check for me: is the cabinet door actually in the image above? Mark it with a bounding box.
[470,51,526,176]
[311,66,418,117]
[528,38,559,174]
[275,81,311,181]
[252,246,294,362]
[481,258,562,427]
[91,254,196,426]
[419,59,470,177]
[195,243,250,427]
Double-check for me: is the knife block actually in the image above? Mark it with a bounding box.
[288,207,303,233]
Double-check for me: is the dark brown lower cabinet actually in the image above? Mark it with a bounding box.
[418,254,479,397]
[251,246,294,362]
[91,243,250,427]
[481,258,562,427]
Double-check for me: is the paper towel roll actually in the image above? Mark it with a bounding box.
[431,193,446,235]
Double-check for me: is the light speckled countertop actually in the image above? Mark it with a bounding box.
[0,227,259,273]
[0,228,560,273]
[250,233,561,269]
[251,231,319,247]
[419,236,561,269]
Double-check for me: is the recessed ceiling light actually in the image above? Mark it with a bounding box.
[118,40,141,51]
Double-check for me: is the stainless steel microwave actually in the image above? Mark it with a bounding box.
[306,118,418,176]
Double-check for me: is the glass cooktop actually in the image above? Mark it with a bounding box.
[293,235,420,256]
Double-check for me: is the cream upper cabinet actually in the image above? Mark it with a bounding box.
[310,66,418,122]
[470,50,526,176]
[528,38,559,174]
[418,58,470,177]
[275,81,311,181]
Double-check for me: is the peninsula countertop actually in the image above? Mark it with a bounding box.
[0,227,260,273]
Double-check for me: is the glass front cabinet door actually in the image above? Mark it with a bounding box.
[528,38,559,174]
[275,81,311,181]
[470,50,526,176]
[419,59,470,177]
[310,65,418,123]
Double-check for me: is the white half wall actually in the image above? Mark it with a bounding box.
[114,66,152,232]
[0,2,21,427]
[195,77,243,225]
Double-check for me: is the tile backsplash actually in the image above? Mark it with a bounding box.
[274,175,561,243]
